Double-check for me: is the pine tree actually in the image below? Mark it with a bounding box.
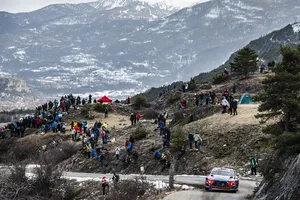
[230,47,258,78]
[188,77,196,90]
[256,46,300,133]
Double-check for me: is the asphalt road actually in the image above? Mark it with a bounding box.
[63,171,259,200]
[0,167,259,200]
[163,179,258,200]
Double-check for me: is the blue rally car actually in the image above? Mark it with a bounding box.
[205,167,239,192]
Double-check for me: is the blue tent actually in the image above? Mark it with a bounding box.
[238,93,255,104]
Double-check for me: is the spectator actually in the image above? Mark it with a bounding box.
[115,146,120,160]
[188,132,194,149]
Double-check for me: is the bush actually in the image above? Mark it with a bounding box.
[80,104,92,118]
[94,103,112,113]
[142,108,159,120]
[106,177,155,200]
[212,74,230,84]
[132,126,149,141]
[188,78,197,90]
[10,137,40,162]
[167,93,181,105]
[44,141,79,165]
[171,128,188,150]
[169,111,185,126]
[134,95,149,108]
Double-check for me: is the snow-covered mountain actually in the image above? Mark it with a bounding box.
[0,0,300,104]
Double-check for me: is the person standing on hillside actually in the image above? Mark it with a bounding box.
[188,132,194,149]
[232,99,238,115]
[211,91,216,104]
[163,111,168,126]
[130,113,135,126]
[102,176,109,195]
[224,68,229,76]
[89,94,92,104]
[205,92,210,105]
[125,138,129,148]
[221,97,229,114]
[115,146,120,160]
[223,89,230,100]
[194,93,199,106]
[199,92,204,106]
[250,156,258,175]
[136,112,141,123]
[194,133,203,151]
[104,107,108,118]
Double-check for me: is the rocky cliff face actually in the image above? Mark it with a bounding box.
[0,76,30,93]
[252,153,300,200]
[0,76,41,111]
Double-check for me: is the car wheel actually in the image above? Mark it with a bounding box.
[205,188,209,191]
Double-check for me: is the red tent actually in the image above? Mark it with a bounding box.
[97,96,112,103]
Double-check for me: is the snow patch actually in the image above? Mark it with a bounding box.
[100,43,106,48]
[61,53,97,65]
[13,49,27,61]
[130,61,149,67]
[292,23,300,33]
[119,38,128,41]
[7,46,16,49]
[206,7,220,19]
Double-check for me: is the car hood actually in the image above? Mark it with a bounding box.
[207,175,235,181]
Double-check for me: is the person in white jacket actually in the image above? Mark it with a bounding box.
[221,97,229,114]
[115,146,120,160]
[194,133,203,151]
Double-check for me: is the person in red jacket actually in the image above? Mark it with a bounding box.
[125,138,129,148]
[102,176,109,195]
[136,112,141,122]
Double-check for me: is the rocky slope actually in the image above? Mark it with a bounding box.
[1,0,300,99]
[252,153,300,200]
[0,75,41,111]
[194,22,300,82]
[56,75,270,178]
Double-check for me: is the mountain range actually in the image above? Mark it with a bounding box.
[0,0,300,104]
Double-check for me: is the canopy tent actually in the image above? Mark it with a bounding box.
[97,96,112,103]
[238,93,255,104]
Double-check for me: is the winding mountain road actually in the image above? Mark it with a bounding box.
[63,172,260,200]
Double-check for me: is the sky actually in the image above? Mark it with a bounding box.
[0,0,210,13]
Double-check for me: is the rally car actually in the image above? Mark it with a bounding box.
[205,167,239,192]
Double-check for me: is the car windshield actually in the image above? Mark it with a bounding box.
[211,169,234,176]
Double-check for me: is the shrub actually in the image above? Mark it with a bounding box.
[132,126,149,141]
[212,74,230,84]
[10,137,40,162]
[169,111,184,126]
[171,128,188,150]
[188,78,197,90]
[134,95,149,108]
[80,104,92,118]
[167,93,181,105]
[94,103,112,113]
[142,108,159,120]
[44,141,79,165]
[106,177,155,200]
